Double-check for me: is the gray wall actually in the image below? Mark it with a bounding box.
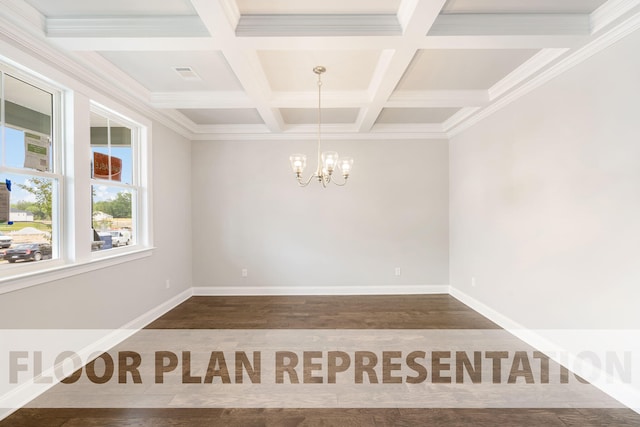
[449,28,640,328]
[192,138,449,289]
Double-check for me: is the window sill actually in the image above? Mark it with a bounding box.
[0,247,155,295]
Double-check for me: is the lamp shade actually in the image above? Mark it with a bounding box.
[338,157,353,176]
[289,154,306,174]
[321,151,339,173]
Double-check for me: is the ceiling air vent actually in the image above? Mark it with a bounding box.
[172,66,201,81]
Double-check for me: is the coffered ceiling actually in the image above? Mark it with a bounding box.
[5,0,640,140]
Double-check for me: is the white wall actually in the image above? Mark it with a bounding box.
[192,138,449,290]
[0,119,192,328]
[450,28,640,329]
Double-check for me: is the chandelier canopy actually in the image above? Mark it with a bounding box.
[289,66,353,187]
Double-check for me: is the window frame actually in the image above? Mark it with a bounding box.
[0,59,154,294]
[89,103,143,256]
[0,65,65,278]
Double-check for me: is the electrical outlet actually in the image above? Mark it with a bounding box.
[242,268,248,278]
[394,267,401,277]
[471,277,476,287]
[165,279,171,289]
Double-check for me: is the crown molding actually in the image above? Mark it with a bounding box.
[442,107,481,132]
[447,9,640,138]
[236,14,402,37]
[430,14,591,36]
[193,129,448,141]
[488,48,569,100]
[591,0,640,34]
[0,0,45,34]
[46,16,209,38]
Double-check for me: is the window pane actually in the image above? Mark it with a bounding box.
[0,174,55,266]
[90,114,132,184]
[91,185,133,250]
[3,75,53,172]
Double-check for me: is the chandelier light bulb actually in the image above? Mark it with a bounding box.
[339,157,354,177]
[289,154,306,175]
[321,151,339,174]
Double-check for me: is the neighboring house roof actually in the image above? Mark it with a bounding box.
[93,211,113,219]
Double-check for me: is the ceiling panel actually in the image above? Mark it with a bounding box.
[179,109,264,125]
[441,0,607,14]
[24,0,196,17]
[99,51,243,92]
[396,49,538,91]
[258,50,382,91]
[236,0,401,14]
[376,108,460,124]
[281,108,359,125]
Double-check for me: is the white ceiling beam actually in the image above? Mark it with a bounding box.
[429,14,591,36]
[421,35,586,49]
[46,33,586,52]
[387,90,489,108]
[46,16,209,38]
[357,0,448,132]
[189,0,284,133]
[47,37,218,52]
[236,14,401,37]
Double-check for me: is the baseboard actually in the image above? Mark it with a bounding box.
[192,284,450,296]
[449,286,640,415]
[120,288,193,329]
[0,288,193,421]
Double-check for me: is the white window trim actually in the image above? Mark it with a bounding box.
[0,65,64,281]
[0,248,154,295]
[0,60,154,293]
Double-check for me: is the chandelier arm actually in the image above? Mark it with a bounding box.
[296,174,316,187]
[331,176,349,186]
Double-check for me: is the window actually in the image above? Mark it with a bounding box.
[0,58,151,290]
[90,106,141,252]
[0,69,61,269]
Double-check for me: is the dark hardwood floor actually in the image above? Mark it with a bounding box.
[2,295,639,426]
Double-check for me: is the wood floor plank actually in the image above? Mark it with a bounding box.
[2,295,639,426]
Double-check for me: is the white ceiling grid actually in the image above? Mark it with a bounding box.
[5,0,639,140]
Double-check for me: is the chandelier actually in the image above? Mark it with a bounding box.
[289,66,353,187]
